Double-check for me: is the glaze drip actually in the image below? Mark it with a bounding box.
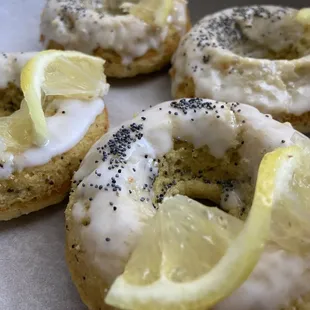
[171,6,310,116]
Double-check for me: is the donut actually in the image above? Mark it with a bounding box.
[65,97,307,310]
[40,0,190,78]
[0,52,109,221]
[170,6,310,133]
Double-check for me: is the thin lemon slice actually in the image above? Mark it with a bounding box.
[106,144,310,310]
[105,146,279,310]
[123,197,244,285]
[296,8,310,26]
[129,0,173,27]
[0,100,32,153]
[268,139,310,255]
[20,50,108,146]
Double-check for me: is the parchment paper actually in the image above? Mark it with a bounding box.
[0,0,306,309]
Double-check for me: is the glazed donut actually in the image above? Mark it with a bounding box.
[170,6,310,132]
[40,0,190,78]
[0,52,109,221]
[65,98,307,310]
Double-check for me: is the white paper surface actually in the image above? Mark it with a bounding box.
[0,0,305,309]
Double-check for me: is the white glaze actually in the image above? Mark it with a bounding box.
[40,0,188,64]
[71,98,309,308]
[0,52,107,179]
[171,6,310,116]
[0,97,105,179]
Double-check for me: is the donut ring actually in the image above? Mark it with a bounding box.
[170,6,310,132]
[65,98,307,310]
[40,0,190,78]
[0,52,109,221]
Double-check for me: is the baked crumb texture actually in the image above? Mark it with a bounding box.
[40,0,191,77]
[0,85,109,221]
[65,98,302,310]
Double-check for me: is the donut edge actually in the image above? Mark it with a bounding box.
[66,189,114,310]
[41,12,192,78]
[170,74,310,133]
[0,107,109,221]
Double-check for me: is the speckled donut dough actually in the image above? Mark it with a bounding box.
[40,0,190,78]
[66,97,310,310]
[0,52,109,221]
[170,6,310,133]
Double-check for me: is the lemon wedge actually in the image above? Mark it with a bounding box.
[129,0,173,27]
[0,99,32,153]
[20,50,107,146]
[268,140,310,255]
[106,143,310,310]
[105,143,280,310]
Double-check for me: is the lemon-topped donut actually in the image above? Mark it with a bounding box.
[40,0,190,78]
[65,98,310,310]
[0,50,109,221]
[171,6,310,132]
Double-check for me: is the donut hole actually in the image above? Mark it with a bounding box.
[153,140,254,220]
[234,35,309,60]
[231,18,310,60]
[0,83,23,117]
[194,198,218,207]
[0,84,58,118]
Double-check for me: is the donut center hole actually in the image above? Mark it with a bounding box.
[235,38,308,60]
[232,19,310,60]
[0,84,60,118]
[194,198,218,207]
[0,83,23,117]
[153,140,254,220]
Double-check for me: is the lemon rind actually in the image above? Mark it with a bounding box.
[20,50,106,146]
[104,147,304,309]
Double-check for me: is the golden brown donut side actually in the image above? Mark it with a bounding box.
[66,190,113,310]
[43,18,192,78]
[67,185,310,310]
[0,108,109,221]
[170,73,310,133]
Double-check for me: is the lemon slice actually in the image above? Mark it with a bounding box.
[19,50,108,146]
[129,0,173,27]
[268,141,310,255]
[105,145,279,310]
[0,100,32,153]
[296,8,310,26]
[106,143,310,310]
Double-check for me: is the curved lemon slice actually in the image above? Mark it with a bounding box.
[296,8,310,26]
[20,50,107,146]
[129,0,173,27]
[106,144,310,310]
[269,139,310,255]
[105,144,279,310]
